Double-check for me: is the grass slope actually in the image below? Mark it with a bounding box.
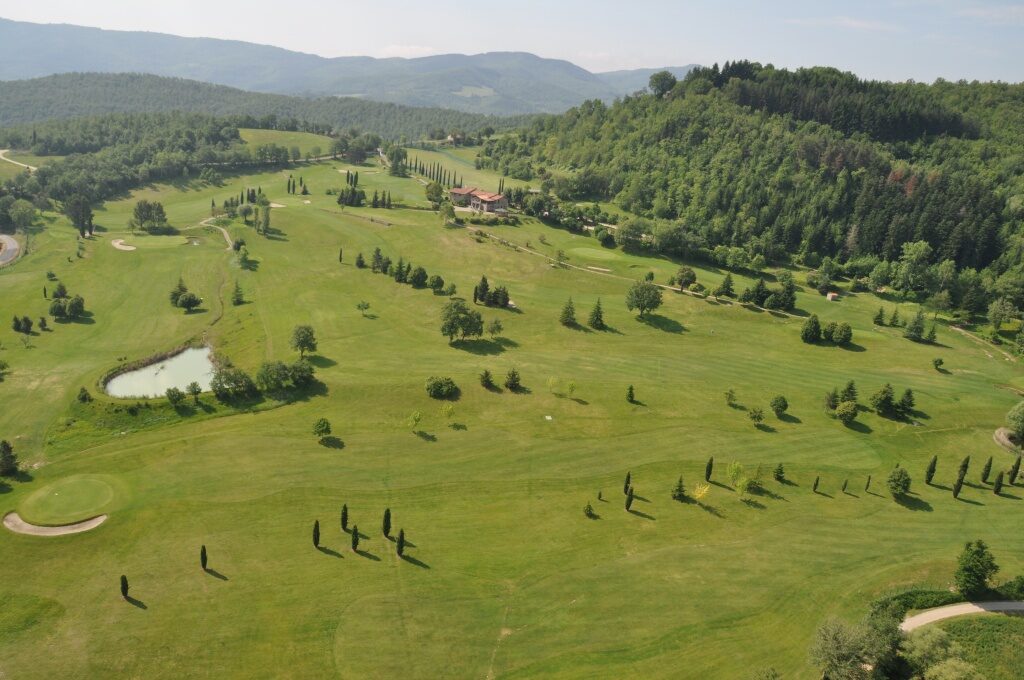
[1,139,1023,678]
[239,129,333,157]
[939,614,1024,680]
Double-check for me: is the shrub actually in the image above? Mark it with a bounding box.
[769,395,788,417]
[801,314,822,343]
[835,400,858,425]
[165,387,186,406]
[504,369,521,391]
[425,376,459,400]
[887,467,911,497]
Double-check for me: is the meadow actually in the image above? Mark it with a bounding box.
[1,140,1023,679]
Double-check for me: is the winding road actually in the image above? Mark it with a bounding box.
[900,601,1024,632]
[0,149,37,172]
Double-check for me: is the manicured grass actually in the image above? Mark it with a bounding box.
[939,614,1024,680]
[406,145,532,193]
[238,128,333,157]
[19,475,118,525]
[1,152,1023,678]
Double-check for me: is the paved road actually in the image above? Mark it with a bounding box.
[900,601,1024,632]
[0,234,20,266]
[0,149,37,171]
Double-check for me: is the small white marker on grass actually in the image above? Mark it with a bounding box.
[544,415,553,421]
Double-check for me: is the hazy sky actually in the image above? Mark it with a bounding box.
[1,0,1022,81]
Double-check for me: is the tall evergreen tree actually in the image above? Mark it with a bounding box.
[382,508,392,538]
[120,575,129,600]
[0,440,17,477]
[623,471,631,495]
[351,525,360,552]
[705,457,714,482]
[200,545,208,570]
[560,297,576,326]
[1009,455,1022,485]
[981,457,993,484]
[397,529,406,557]
[993,470,1005,495]
[588,298,606,330]
[313,520,320,548]
[625,487,634,511]
[925,455,938,485]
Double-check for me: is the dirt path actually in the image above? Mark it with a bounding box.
[951,326,1016,362]
[186,218,232,251]
[3,512,108,536]
[468,228,801,318]
[0,149,36,172]
[900,601,1024,631]
[0,233,20,267]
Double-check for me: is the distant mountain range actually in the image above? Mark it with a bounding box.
[0,18,695,115]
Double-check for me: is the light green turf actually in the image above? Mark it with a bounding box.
[938,614,1024,680]
[19,475,118,525]
[406,145,533,193]
[1,150,1023,679]
[238,128,333,157]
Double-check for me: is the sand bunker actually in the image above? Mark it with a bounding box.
[270,203,286,208]
[3,512,108,536]
[111,239,137,251]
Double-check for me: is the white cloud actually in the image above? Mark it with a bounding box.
[375,44,439,59]
[957,4,1024,24]
[785,16,901,32]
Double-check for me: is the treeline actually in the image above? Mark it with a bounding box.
[0,73,530,140]
[685,61,974,142]
[478,71,1024,306]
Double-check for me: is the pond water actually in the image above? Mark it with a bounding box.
[105,347,214,398]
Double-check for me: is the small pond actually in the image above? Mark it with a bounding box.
[105,347,214,398]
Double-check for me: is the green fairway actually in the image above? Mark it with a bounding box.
[20,475,119,525]
[1,141,1023,678]
[239,128,333,156]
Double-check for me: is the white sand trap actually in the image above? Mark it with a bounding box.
[303,200,311,204]
[111,239,137,251]
[4,511,108,536]
[587,266,611,272]
[269,203,286,208]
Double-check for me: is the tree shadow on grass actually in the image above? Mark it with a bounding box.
[895,493,933,511]
[307,355,337,368]
[355,549,381,562]
[696,502,724,518]
[451,338,507,355]
[845,421,874,434]
[741,498,765,509]
[627,508,655,520]
[843,491,860,498]
[931,483,951,491]
[640,313,684,334]
[319,436,345,449]
[204,568,228,581]
[778,413,802,424]
[709,480,731,490]
[317,546,343,558]
[814,490,834,498]
[400,554,430,569]
[958,497,984,506]
[633,494,651,503]
[779,478,799,487]
[838,342,867,353]
[414,430,437,442]
[751,486,786,501]
[755,423,777,433]
[997,492,1021,500]
[125,596,147,609]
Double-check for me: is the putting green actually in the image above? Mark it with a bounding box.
[568,246,620,261]
[19,475,117,525]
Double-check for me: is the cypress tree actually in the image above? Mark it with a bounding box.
[813,476,820,493]
[340,504,348,532]
[1010,455,1022,485]
[993,471,1004,495]
[120,575,129,599]
[625,487,634,511]
[382,508,392,538]
[865,475,872,492]
[200,545,208,570]
[705,457,714,482]
[981,457,993,484]
[925,456,937,485]
[958,456,971,483]
[397,529,406,557]
[953,477,964,499]
[313,520,320,548]
[841,479,848,493]
[672,476,686,501]
[623,472,631,494]
[351,525,360,552]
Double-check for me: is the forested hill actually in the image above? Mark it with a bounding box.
[0,73,530,139]
[479,64,1024,303]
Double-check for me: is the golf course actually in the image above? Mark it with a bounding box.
[1,131,1023,679]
